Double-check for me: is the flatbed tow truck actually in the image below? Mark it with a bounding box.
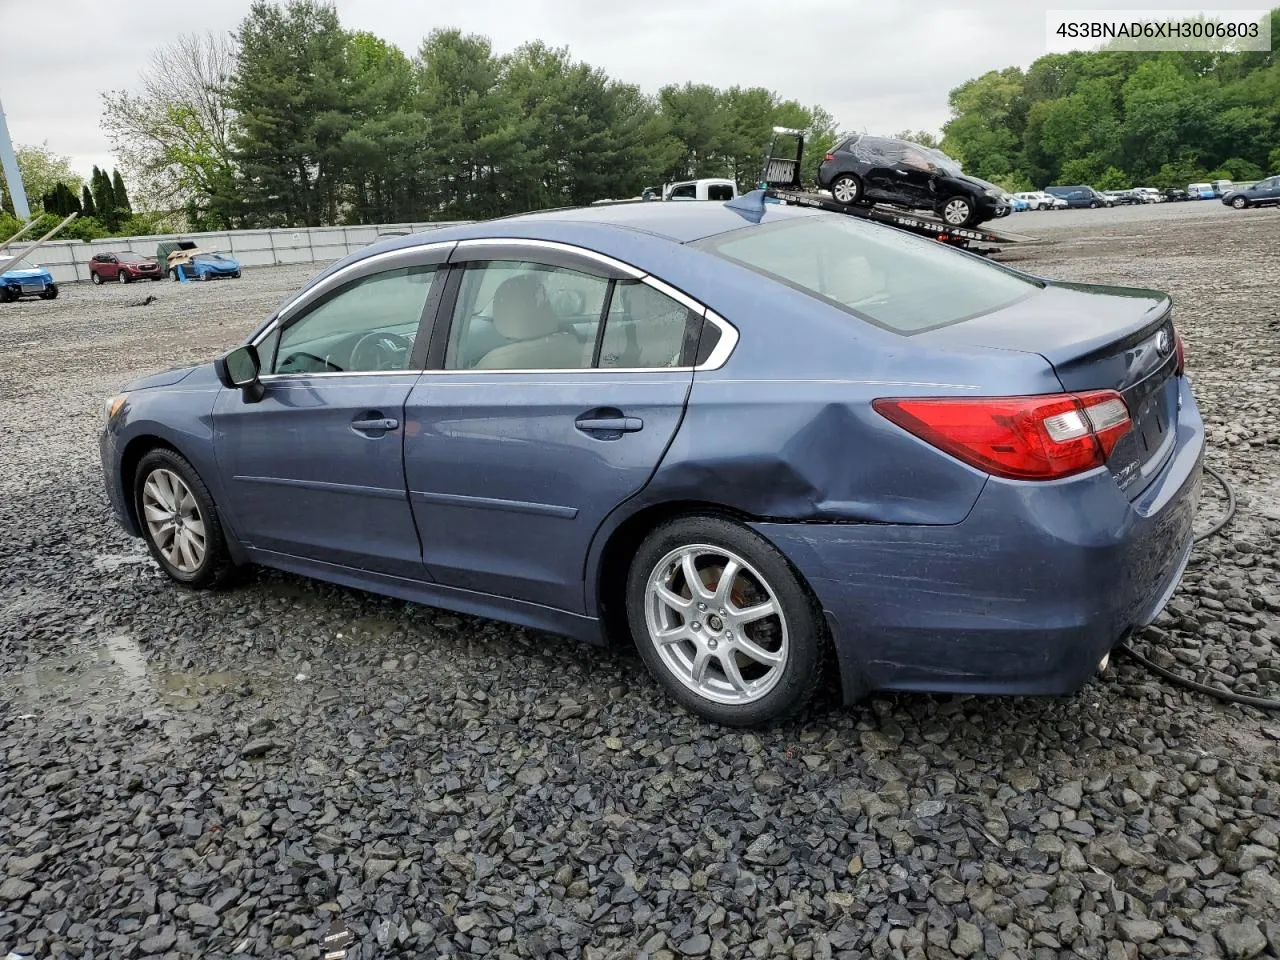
[741,127,1037,256]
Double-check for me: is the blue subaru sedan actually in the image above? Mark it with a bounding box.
[100,200,1204,726]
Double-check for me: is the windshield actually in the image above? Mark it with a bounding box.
[694,214,1040,334]
[4,258,38,272]
[923,147,964,177]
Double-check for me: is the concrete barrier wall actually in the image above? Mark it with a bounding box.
[15,221,470,285]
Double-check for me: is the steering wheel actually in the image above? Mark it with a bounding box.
[279,351,342,374]
[350,331,414,371]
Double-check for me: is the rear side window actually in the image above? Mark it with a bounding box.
[694,214,1040,334]
[707,183,735,201]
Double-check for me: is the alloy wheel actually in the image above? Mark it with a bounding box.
[643,544,789,706]
[832,177,859,204]
[142,468,207,574]
[943,198,971,225]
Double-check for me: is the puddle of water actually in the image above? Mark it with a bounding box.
[13,633,246,718]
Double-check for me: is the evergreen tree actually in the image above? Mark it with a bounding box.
[111,169,132,216]
[81,185,97,218]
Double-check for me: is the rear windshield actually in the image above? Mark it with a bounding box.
[694,215,1039,333]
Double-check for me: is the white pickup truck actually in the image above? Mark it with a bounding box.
[593,178,740,205]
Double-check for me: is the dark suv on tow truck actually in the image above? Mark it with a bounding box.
[817,135,1010,228]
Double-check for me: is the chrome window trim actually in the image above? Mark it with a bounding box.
[250,242,454,348]
[699,310,739,371]
[251,236,742,375]
[452,237,645,279]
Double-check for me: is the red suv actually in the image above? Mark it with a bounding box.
[89,252,163,284]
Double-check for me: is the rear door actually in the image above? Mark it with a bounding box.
[402,240,718,612]
[213,243,451,577]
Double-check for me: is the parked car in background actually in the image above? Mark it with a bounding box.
[1014,191,1066,210]
[1132,187,1163,203]
[160,241,242,281]
[0,257,58,301]
[99,200,1202,726]
[1163,188,1190,202]
[1102,190,1140,206]
[89,252,163,284]
[1009,194,1030,212]
[1220,175,1280,209]
[818,135,1010,226]
[1187,183,1215,199]
[664,179,738,201]
[1210,179,1234,197]
[1045,185,1113,208]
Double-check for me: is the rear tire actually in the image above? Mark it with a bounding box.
[626,515,825,727]
[829,174,862,206]
[134,448,234,589]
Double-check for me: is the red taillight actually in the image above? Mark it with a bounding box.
[873,391,1132,481]
[823,153,835,162]
[1175,332,1185,376]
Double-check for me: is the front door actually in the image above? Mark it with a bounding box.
[403,246,710,612]
[213,248,448,577]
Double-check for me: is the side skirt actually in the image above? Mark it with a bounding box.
[244,547,607,645]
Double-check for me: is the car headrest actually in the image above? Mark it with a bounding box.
[492,275,559,341]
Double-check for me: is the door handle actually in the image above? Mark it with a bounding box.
[575,416,643,433]
[351,417,399,432]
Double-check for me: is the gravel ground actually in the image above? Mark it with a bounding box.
[2,208,1279,960]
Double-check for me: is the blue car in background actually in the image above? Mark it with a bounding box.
[181,252,242,281]
[1009,194,1030,212]
[0,257,58,302]
[99,200,1203,727]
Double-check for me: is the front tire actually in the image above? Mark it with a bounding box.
[626,516,825,727]
[39,284,58,300]
[938,195,975,226]
[118,270,130,284]
[134,448,234,588]
[1232,196,1248,209]
[829,174,862,206]
[91,272,103,285]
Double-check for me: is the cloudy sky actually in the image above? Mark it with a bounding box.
[0,0,1253,178]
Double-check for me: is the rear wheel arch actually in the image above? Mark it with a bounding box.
[592,502,837,683]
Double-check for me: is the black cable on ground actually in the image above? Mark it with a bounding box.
[1116,462,1280,711]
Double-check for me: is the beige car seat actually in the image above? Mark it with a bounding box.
[475,274,587,370]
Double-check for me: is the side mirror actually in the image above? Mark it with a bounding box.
[214,344,265,402]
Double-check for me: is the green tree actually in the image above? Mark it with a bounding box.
[5,145,84,213]
[111,170,132,216]
[81,185,97,218]
[229,0,353,226]
[100,31,239,228]
[91,166,119,229]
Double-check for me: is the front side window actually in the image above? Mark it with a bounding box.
[695,214,1040,334]
[272,265,436,374]
[445,260,704,371]
[668,184,697,200]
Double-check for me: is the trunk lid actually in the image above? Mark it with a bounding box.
[919,280,1180,498]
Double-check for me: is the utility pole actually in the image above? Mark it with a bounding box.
[0,93,30,220]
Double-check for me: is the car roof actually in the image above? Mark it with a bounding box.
[290,199,824,314]
[490,199,818,243]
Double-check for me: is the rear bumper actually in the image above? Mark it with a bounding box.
[754,376,1205,702]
